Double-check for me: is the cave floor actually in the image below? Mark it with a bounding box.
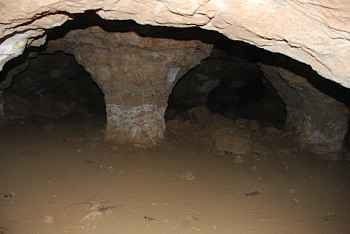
[0,118,350,234]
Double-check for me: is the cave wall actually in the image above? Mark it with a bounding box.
[47,26,211,146]
[260,64,349,160]
[1,1,350,88]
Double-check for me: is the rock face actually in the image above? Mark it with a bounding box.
[48,26,211,146]
[261,64,349,160]
[0,1,350,88]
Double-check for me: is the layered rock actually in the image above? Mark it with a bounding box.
[260,64,349,160]
[48,26,211,146]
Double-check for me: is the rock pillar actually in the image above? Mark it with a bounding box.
[49,26,211,146]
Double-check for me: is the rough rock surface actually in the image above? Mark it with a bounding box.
[261,64,349,160]
[48,26,211,146]
[0,0,350,88]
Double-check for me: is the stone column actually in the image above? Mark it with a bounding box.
[260,64,349,160]
[105,104,165,146]
[97,45,210,147]
[48,26,211,147]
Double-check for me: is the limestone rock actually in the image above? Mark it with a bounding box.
[105,104,165,147]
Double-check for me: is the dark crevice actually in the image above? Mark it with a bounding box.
[46,11,229,44]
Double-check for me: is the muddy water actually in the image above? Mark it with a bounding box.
[0,119,349,234]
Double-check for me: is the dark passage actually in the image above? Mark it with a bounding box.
[166,47,287,129]
[1,51,106,126]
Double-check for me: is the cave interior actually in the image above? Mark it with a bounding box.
[1,12,350,234]
[2,12,350,158]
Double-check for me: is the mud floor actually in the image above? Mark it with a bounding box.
[0,116,350,234]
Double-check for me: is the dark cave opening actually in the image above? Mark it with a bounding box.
[165,47,287,129]
[0,50,106,127]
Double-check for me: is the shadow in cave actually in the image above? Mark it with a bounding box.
[0,50,106,131]
[46,10,230,44]
[165,47,288,129]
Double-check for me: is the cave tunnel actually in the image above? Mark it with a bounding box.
[0,11,350,234]
[165,45,288,130]
[1,51,106,128]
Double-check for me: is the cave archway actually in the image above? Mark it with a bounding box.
[165,46,287,130]
[0,50,106,129]
[165,37,350,160]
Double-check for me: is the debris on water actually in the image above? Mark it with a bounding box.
[44,215,55,224]
[79,201,116,223]
[144,216,157,224]
[322,212,337,222]
[84,159,114,173]
[0,227,8,234]
[0,192,15,200]
[178,171,196,181]
[244,190,261,197]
